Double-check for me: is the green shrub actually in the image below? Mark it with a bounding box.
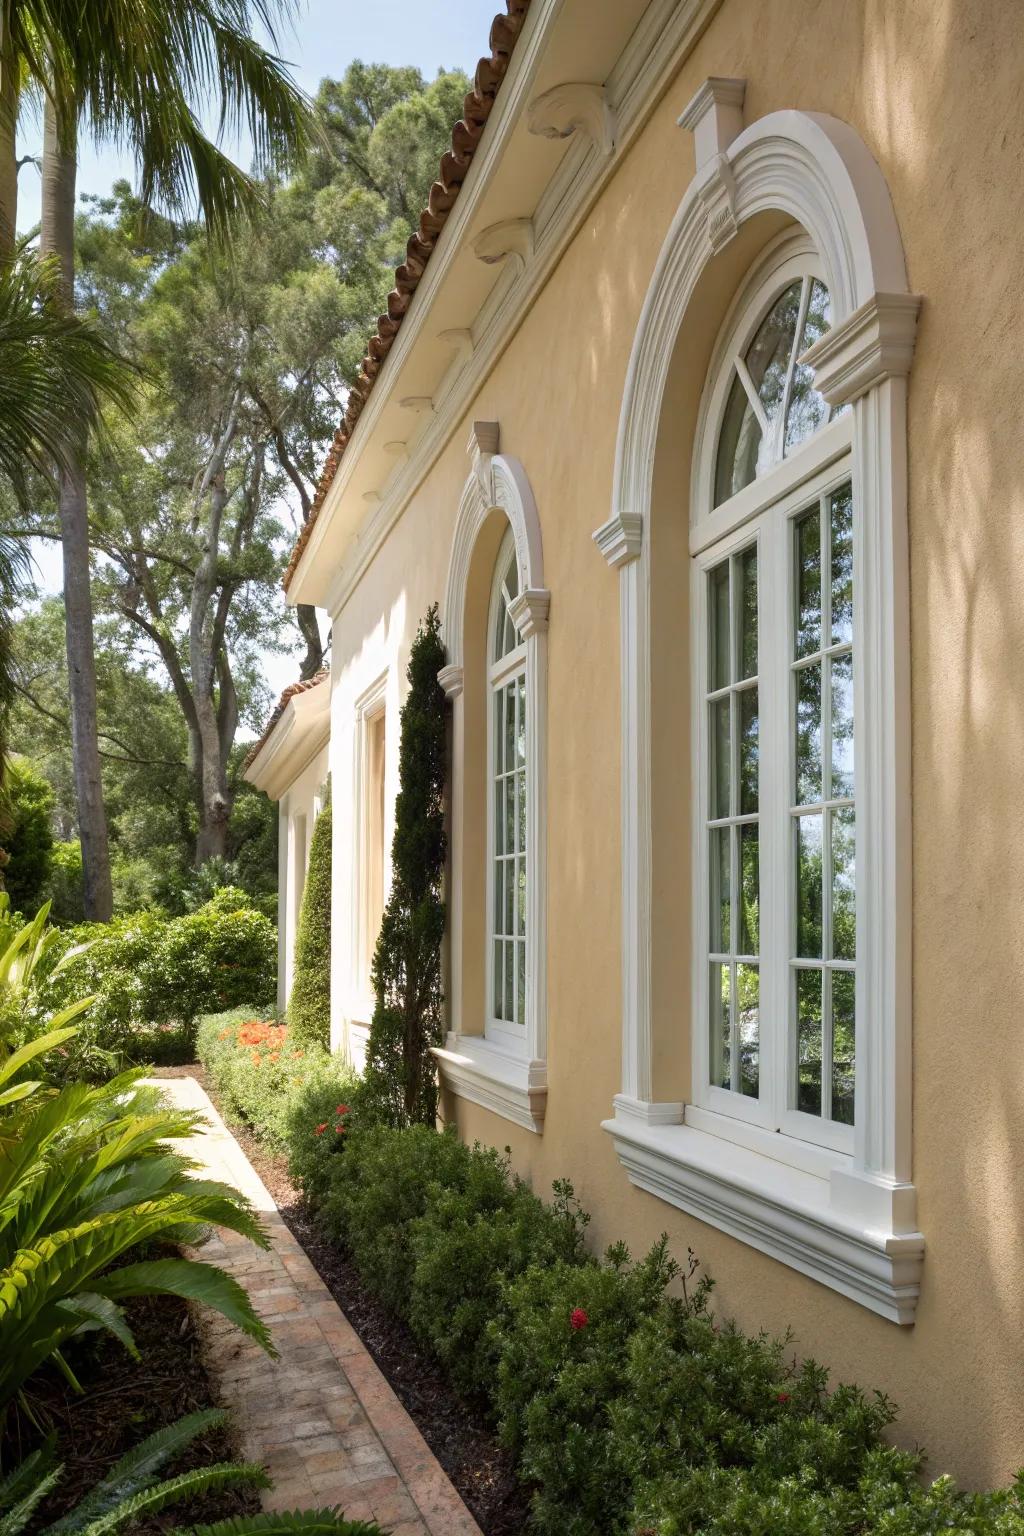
[37,891,276,1077]
[362,608,447,1127]
[288,793,332,1047]
[48,838,84,924]
[1,756,54,915]
[197,1007,356,1156]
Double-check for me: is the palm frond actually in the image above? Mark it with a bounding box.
[168,1515,386,1536]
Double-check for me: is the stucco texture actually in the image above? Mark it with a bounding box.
[326,0,1024,1489]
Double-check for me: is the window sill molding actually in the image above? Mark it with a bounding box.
[602,1102,923,1324]
[432,1033,547,1134]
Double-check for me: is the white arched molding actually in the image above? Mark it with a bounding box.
[593,82,924,1322]
[432,422,550,1133]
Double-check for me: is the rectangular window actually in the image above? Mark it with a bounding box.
[491,669,527,1029]
[698,476,855,1152]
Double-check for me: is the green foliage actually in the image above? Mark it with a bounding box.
[196,1008,356,1158]
[287,794,331,1048]
[35,894,276,1077]
[0,1409,384,1533]
[1,757,54,916]
[361,609,447,1127]
[276,1116,1024,1536]
[0,1038,275,1408]
[48,841,85,926]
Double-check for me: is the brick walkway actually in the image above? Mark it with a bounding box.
[148,1076,481,1535]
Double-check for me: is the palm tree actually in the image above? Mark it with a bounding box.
[6,0,313,919]
[0,248,133,799]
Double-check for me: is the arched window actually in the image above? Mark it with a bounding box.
[486,527,528,1042]
[695,241,855,1156]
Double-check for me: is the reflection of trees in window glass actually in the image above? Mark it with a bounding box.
[714,275,837,507]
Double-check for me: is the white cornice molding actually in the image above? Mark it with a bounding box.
[800,291,922,405]
[471,216,535,276]
[527,81,616,156]
[383,440,408,462]
[593,509,643,568]
[398,395,434,416]
[437,663,464,700]
[289,0,725,611]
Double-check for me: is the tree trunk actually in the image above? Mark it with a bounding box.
[0,14,18,260]
[296,603,323,679]
[40,96,113,920]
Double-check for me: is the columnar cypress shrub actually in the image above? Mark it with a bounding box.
[288,788,332,1047]
[361,606,447,1127]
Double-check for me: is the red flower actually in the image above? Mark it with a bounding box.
[336,1105,349,1115]
[336,1124,346,1135]
[570,1308,589,1331]
[776,1391,790,1404]
[315,1123,328,1136]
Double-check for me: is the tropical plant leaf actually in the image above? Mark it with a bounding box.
[52,1465,271,1536]
[91,1257,276,1356]
[168,1514,385,1535]
[51,1292,137,1357]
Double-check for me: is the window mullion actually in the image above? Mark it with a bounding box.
[734,354,771,436]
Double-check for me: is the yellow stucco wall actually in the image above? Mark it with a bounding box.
[326,0,1024,1487]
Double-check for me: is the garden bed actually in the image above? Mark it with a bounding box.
[3,1270,262,1534]
[155,1064,530,1536]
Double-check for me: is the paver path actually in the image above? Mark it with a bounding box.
[146,1076,482,1535]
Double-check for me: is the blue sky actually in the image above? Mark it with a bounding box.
[19,0,498,717]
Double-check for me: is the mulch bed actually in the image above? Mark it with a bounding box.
[3,1273,262,1534]
[154,1064,532,1536]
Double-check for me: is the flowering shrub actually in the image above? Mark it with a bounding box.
[197,1008,357,1155]
[34,892,276,1078]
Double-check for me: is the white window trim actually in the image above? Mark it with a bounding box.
[485,530,530,1050]
[350,670,390,1027]
[432,422,550,1133]
[593,83,923,1322]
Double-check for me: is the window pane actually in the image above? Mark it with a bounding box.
[505,776,516,862]
[708,560,731,690]
[739,824,759,955]
[831,970,856,1125]
[503,941,514,1022]
[796,814,823,959]
[493,940,503,1017]
[710,962,731,1089]
[739,687,759,814]
[832,806,856,962]
[795,663,822,804]
[737,963,759,1097]
[711,697,731,819]
[504,684,515,771]
[710,826,731,952]
[494,692,504,777]
[795,509,822,657]
[494,860,503,934]
[746,280,802,443]
[830,484,854,646]
[517,858,527,935]
[494,769,504,856]
[739,546,758,679]
[516,673,526,763]
[516,771,526,852]
[715,372,762,506]
[796,968,823,1115]
[504,856,514,936]
[830,652,854,799]
[504,546,519,603]
[785,278,831,454]
[517,940,526,1024]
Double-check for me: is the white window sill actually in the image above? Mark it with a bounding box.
[603,1098,923,1324]
[432,1033,547,1134]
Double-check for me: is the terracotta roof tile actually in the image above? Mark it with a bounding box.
[282,0,533,592]
[244,669,330,773]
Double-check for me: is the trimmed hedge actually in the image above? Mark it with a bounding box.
[288,794,332,1048]
[37,889,276,1078]
[274,1118,1024,1536]
[197,1007,357,1155]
